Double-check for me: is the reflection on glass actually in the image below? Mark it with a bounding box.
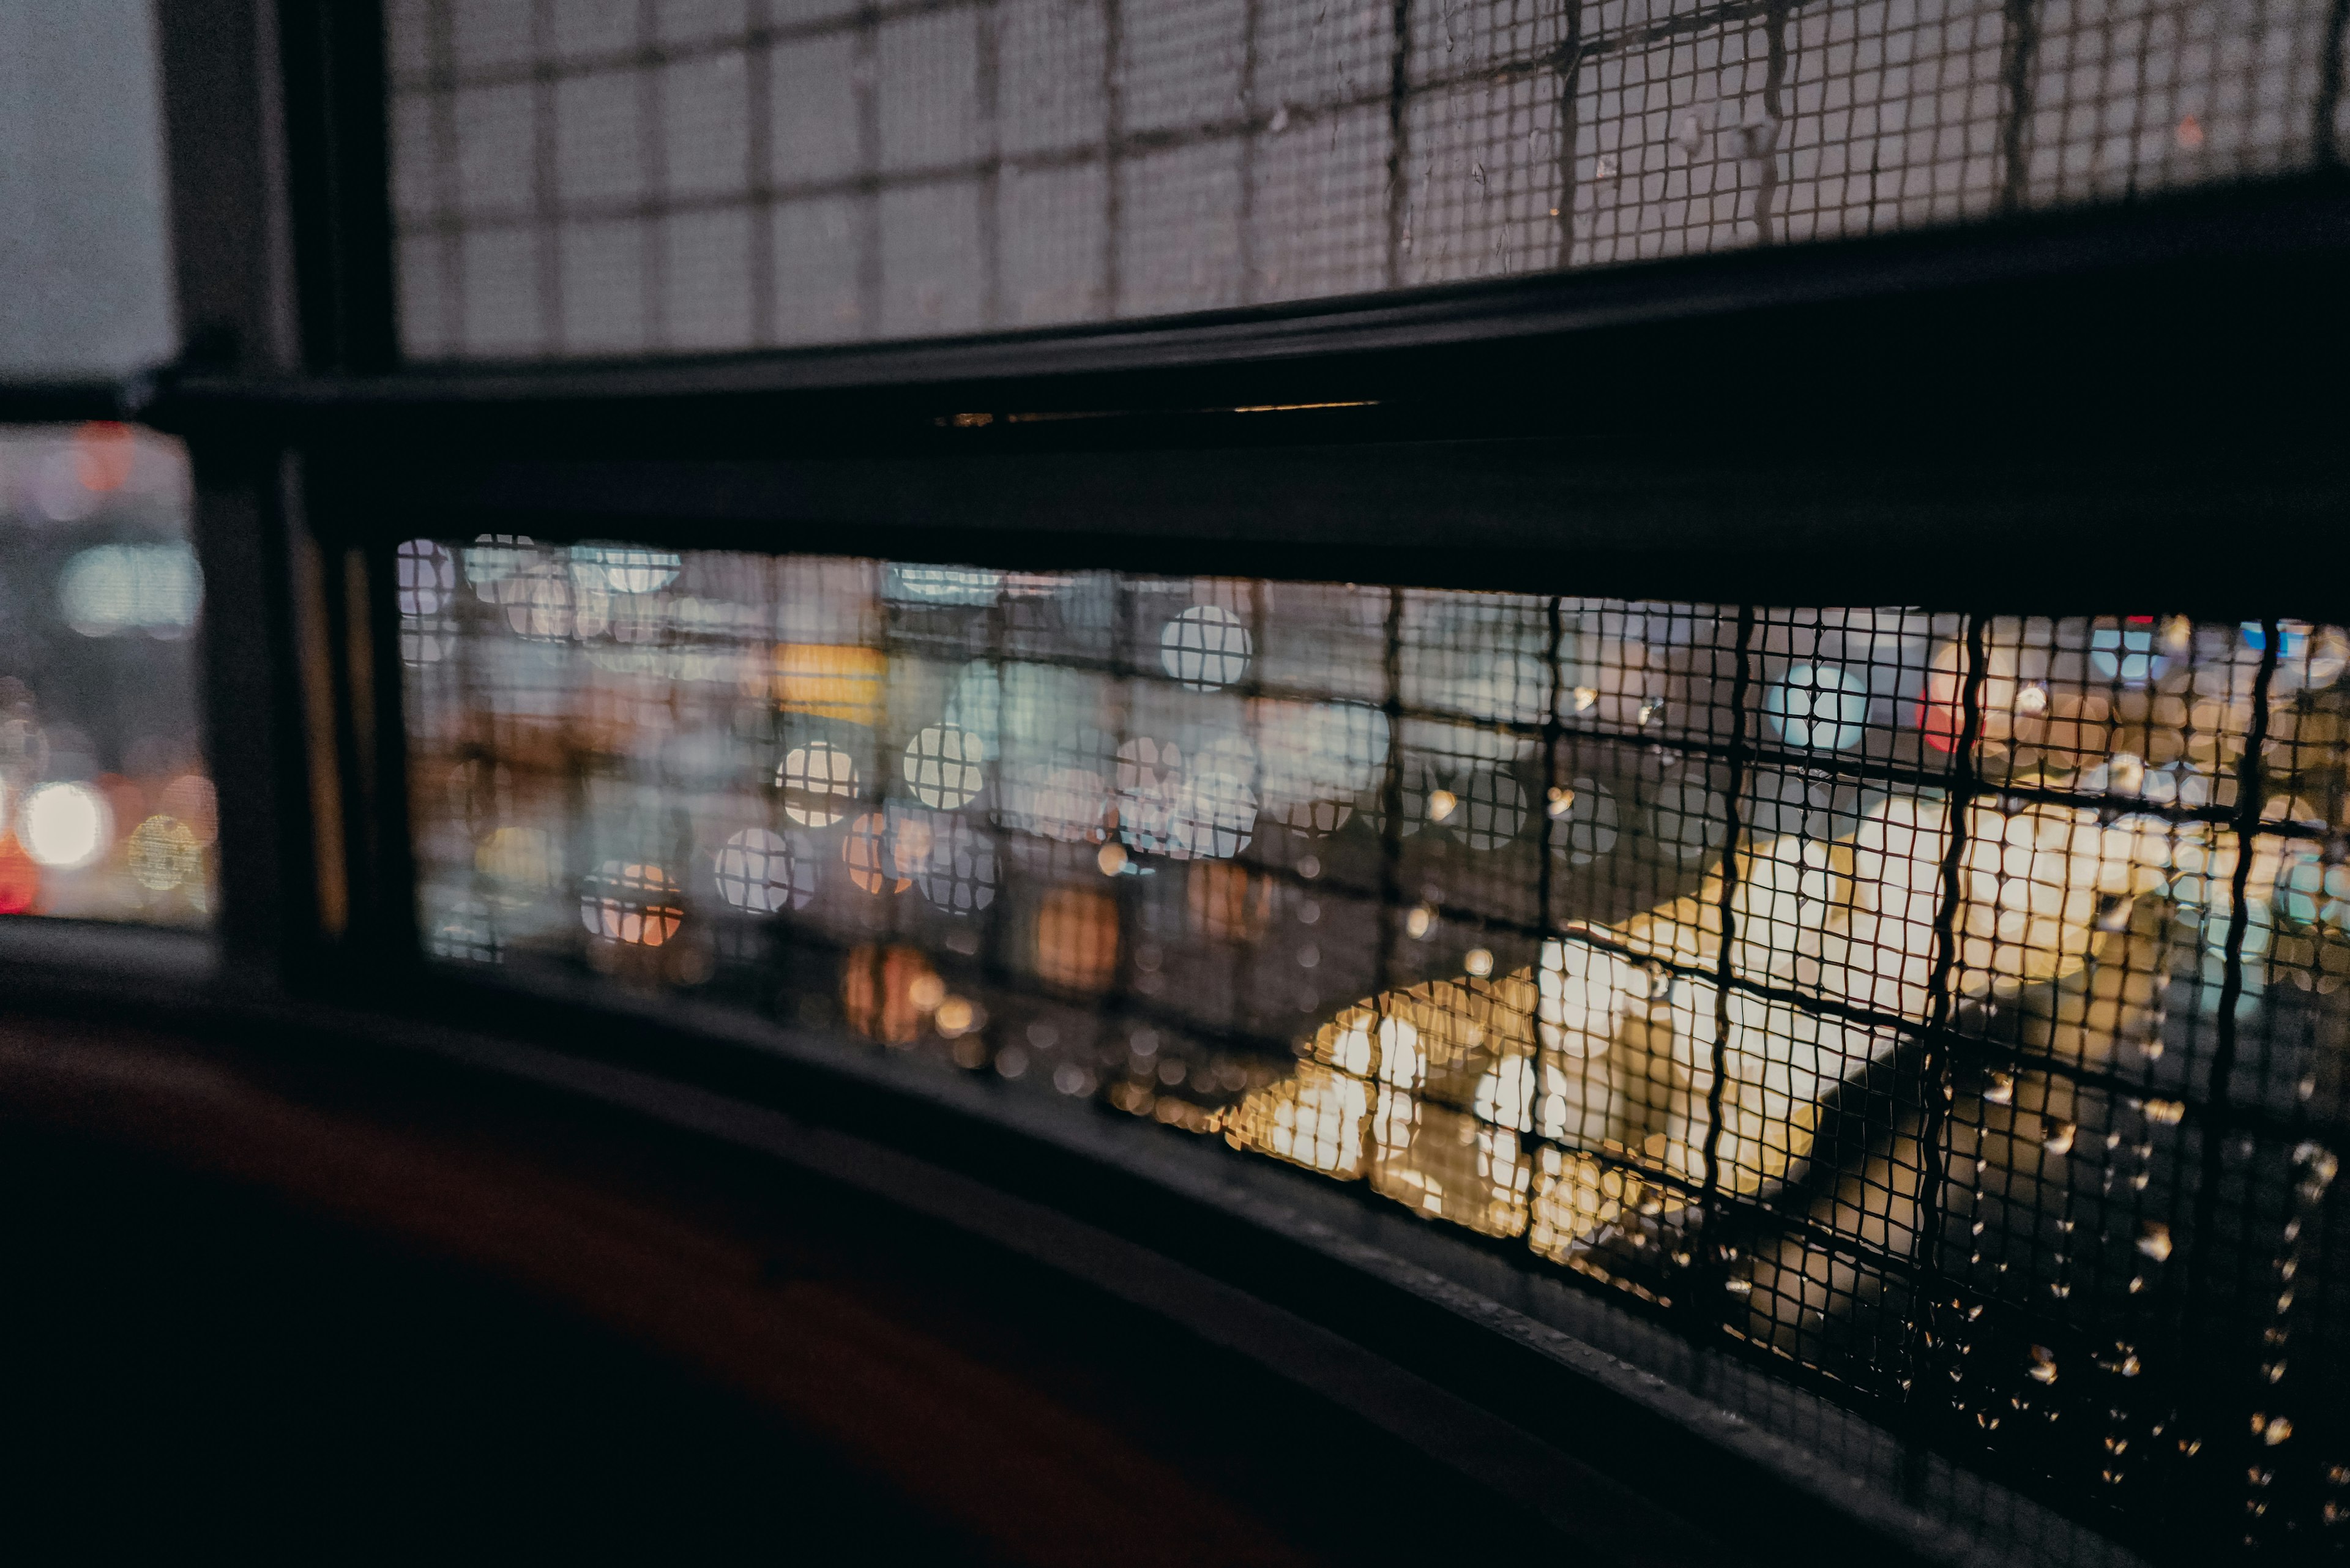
[406,554,2349,1548]
[0,425,211,926]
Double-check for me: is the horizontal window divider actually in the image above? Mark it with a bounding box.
[319,446,2350,614]
[148,171,2350,450]
[0,379,145,424]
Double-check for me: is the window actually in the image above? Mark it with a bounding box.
[0,425,212,925]
[10,0,2345,1558]
[405,540,2350,1552]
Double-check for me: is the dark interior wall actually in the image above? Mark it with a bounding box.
[0,1011,1679,1564]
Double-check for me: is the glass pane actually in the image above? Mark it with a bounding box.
[0,424,212,926]
[401,539,2349,1552]
[386,0,2337,360]
[0,0,176,377]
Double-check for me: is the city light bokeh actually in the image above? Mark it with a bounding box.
[403,548,2350,1539]
[0,425,212,927]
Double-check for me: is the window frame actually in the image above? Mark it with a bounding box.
[4,3,2349,1561]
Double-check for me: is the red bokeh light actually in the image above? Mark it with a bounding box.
[0,836,42,914]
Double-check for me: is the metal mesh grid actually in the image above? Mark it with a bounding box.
[403,540,2350,1555]
[384,0,2349,359]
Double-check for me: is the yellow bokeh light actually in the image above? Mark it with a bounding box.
[772,643,887,723]
[126,815,201,891]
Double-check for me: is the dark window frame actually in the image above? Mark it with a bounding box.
[5,4,2350,1562]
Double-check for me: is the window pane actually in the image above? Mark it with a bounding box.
[401,537,2346,1553]
[0,1,176,377]
[0,424,212,926]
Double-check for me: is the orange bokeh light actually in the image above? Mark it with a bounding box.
[72,422,138,493]
[1187,860,1273,941]
[1034,886,1119,993]
[580,862,684,946]
[844,811,929,895]
[840,944,939,1043]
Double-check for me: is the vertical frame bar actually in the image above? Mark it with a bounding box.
[277,0,398,374]
[186,449,322,979]
[157,0,318,979]
[278,0,409,977]
[157,0,296,374]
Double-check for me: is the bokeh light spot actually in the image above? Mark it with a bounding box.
[0,837,40,914]
[904,724,986,810]
[579,861,684,946]
[397,539,457,615]
[20,782,110,870]
[715,827,806,912]
[780,741,859,826]
[127,815,201,890]
[1766,663,1869,752]
[58,543,203,637]
[1158,605,1253,689]
[571,543,681,594]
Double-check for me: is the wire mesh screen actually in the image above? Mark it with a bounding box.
[401,541,2348,1556]
[384,0,2347,359]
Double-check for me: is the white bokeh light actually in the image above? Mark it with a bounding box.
[1162,747,1259,860]
[1114,737,1182,854]
[464,534,537,599]
[2250,620,2350,695]
[714,827,806,912]
[396,539,457,615]
[57,543,204,638]
[1159,605,1252,689]
[505,561,609,641]
[2089,624,2169,686]
[904,724,987,810]
[20,782,110,870]
[888,566,1002,605]
[913,815,998,914]
[778,741,859,827]
[572,544,682,594]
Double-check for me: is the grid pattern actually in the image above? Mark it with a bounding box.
[405,545,2350,1556]
[385,0,2350,359]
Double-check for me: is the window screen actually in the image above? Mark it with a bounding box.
[0,425,212,926]
[401,536,2347,1554]
[384,0,2344,360]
